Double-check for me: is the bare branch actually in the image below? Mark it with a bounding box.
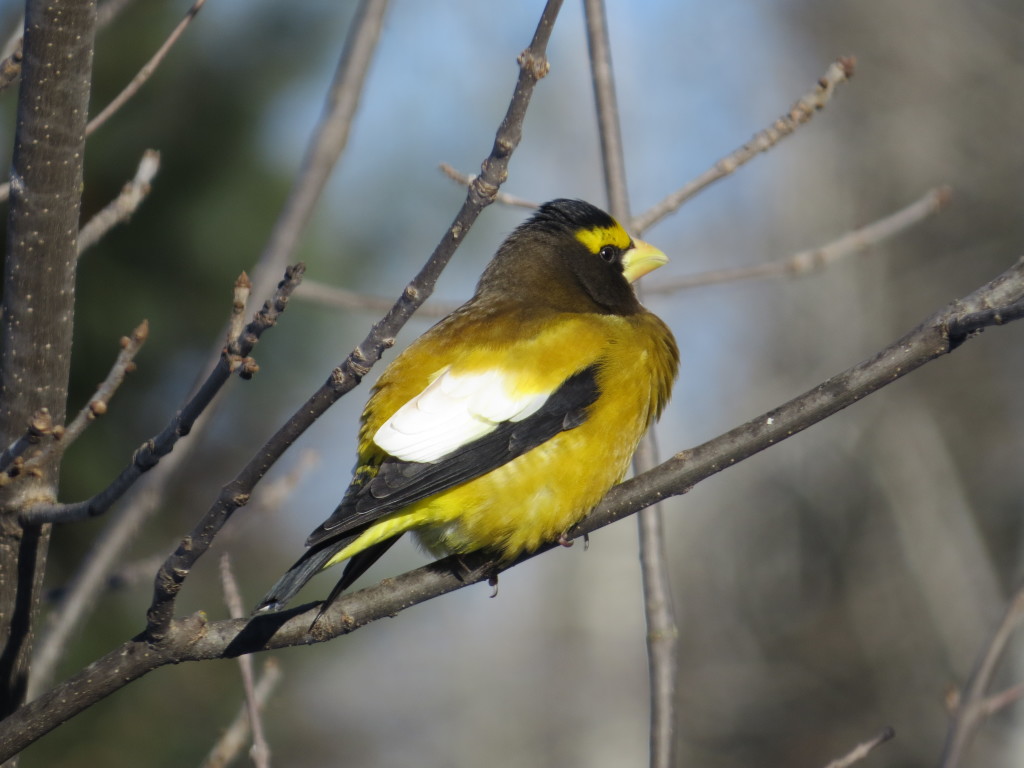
[97,0,140,28]
[219,556,271,768]
[77,150,161,256]
[822,727,895,768]
[0,410,56,477]
[30,449,198,697]
[939,583,1024,768]
[48,321,148,463]
[0,0,98,720]
[85,0,207,136]
[20,265,306,526]
[199,660,282,768]
[980,681,1024,718]
[295,278,457,318]
[650,185,952,294]
[632,56,856,234]
[438,163,537,209]
[3,252,1020,763]
[0,0,139,96]
[227,272,253,348]
[0,38,22,94]
[142,0,564,643]
[582,1,678,765]
[243,0,390,317]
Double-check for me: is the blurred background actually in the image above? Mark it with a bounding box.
[1,0,1022,765]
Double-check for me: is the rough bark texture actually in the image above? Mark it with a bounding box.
[0,0,97,722]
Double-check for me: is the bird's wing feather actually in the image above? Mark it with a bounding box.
[305,364,600,546]
[372,368,551,463]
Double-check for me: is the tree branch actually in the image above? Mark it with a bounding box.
[218,555,270,768]
[85,0,207,136]
[581,1,678,765]
[822,727,895,768]
[142,0,564,643]
[1,253,1020,763]
[242,0,390,319]
[199,659,281,768]
[77,149,160,256]
[649,185,952,293]
[20,265,306,526]
[0,0,98,725]
[294,278,458,319]
[632,56,856,235]
[939,583,1024,768]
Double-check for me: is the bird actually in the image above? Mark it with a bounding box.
[256,199,678,621]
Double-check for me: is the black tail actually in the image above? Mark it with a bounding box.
[309,536,402,626]
[254,533,403,615]
[254,534,357,613]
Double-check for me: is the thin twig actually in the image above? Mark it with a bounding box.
[20,264,306,526]
[0,38,22,94]
[438,163,537,209]
[632,56,856,234]
[0,409,56,477]
[219,555,271,768]
[29,442,198,698]
[582,1,678,766]
[29,0,388,701]
[822,727,895,768]
[2,255,1022,760]
[27,320,148,471]
[142,0,564,642]
[85,0,207,136]
[97,0,141,28]
[0,0,138,96]
[650,186,952,294]
[939,583,1024,768]
[242,0,390,323]
[227,272,252,347]
[77,150,161,256]
[0,1,191,205]
[980,681,1024,718]
[199,659,282,768]
[44,554,165,604]
[295,278,457,318]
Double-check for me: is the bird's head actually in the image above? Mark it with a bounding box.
[477,199,668,315]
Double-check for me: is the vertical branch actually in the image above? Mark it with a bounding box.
[582,2,679,766]
[244,0,390,313]
[0,0,97,723]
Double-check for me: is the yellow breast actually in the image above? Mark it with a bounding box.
[357,306,678,561]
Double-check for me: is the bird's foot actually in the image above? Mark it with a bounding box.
[558,532,589,549]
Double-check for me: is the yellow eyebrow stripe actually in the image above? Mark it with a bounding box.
[574,224,632,254]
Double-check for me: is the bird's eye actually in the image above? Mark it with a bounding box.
[598,245,618,263]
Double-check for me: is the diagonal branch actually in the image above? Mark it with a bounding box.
[142,0,565,642]
[649,185,953,293]
[77,149,161,256]
[581,2,678,766]
[85,0,207,136]
[632,56,856,235]
[20,265,306,526]
[822,727,895,768]
[0,410,56,478]
[21,319,148,473]
[938,583,1024,768]
[242,0,390,318]
[2,254,1020,764]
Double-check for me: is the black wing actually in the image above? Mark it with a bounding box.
[306,364,601,547]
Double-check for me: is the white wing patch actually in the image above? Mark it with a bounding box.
[373,367,552,463]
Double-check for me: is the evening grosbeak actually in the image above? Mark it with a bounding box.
[257,199,678,618]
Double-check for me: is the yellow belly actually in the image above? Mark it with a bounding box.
[326,308,677,569]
